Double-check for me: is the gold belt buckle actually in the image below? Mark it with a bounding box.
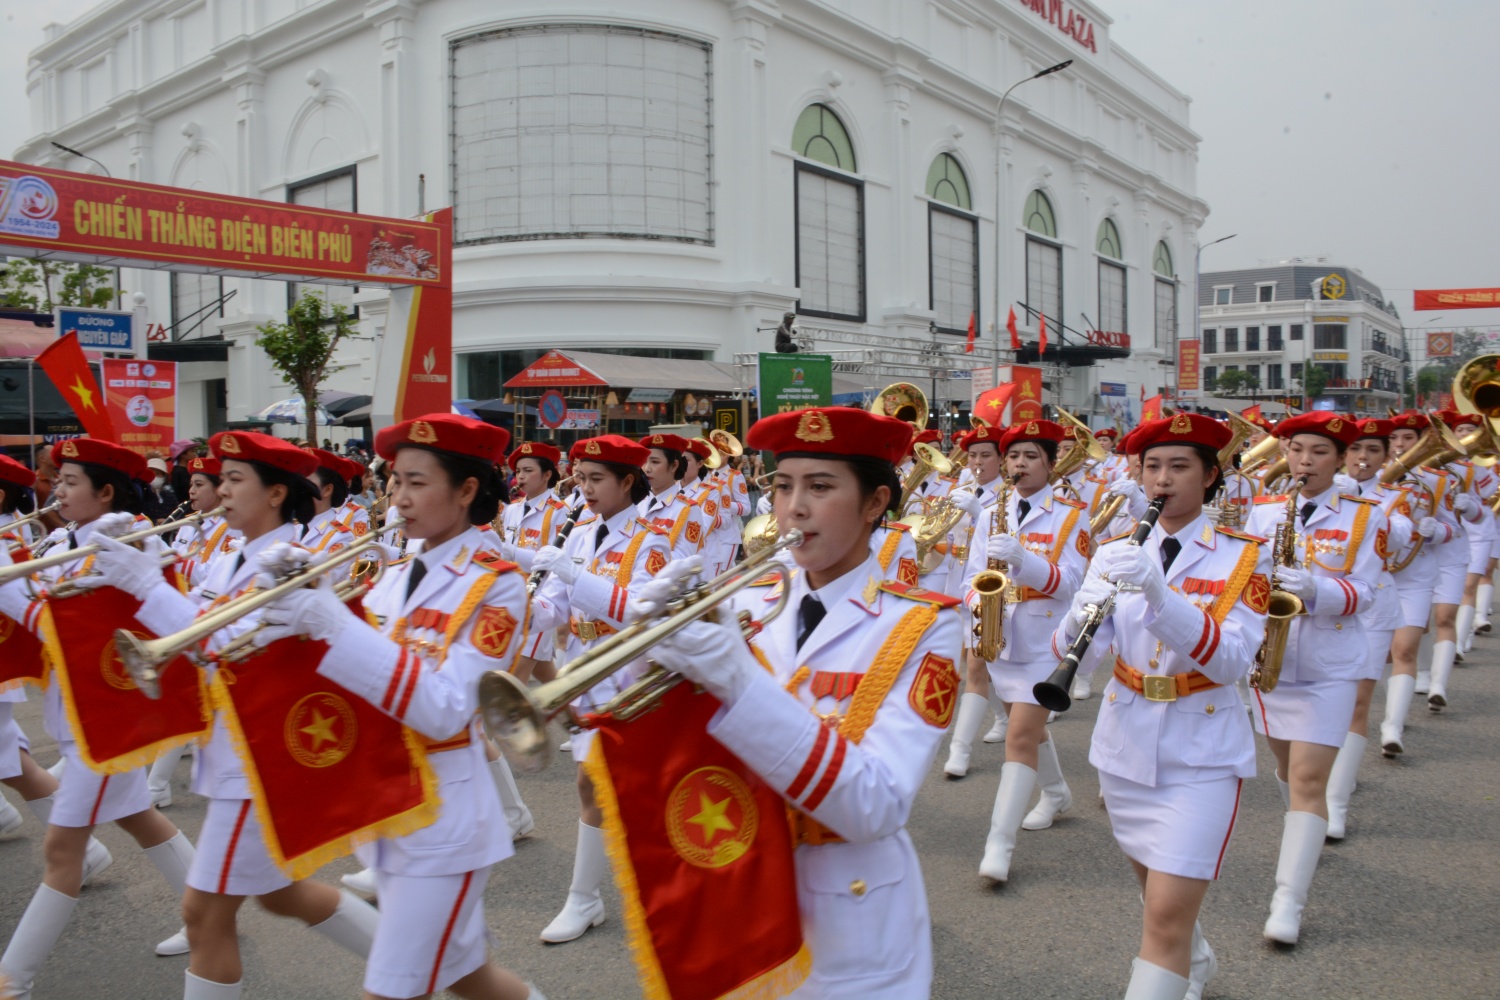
[1142,675,1177,702]
[576,621,598,642]
[952,545,967,561]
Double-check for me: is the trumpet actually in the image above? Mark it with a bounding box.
[910,487,975,572]
[741,512,779,556]
[479,531,804,771]
[0,507,226,590]
[114,519,407,699]
[1,500,62,543]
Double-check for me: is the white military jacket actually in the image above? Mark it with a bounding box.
[637,486,711,560]
[962,484,1090,664]
[499,488,571,573]
[710,552,963,998]
[300,501,372,557]
[1350,476,1413,630]
[1054,512,1270,787]
[1244,486,1384,682]
[870,522,920,587]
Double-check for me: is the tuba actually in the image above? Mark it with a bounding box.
[971,474,1018,661]
[897,441,954,514]
[1379,416,1467,572]
[1050,408,1107,502]
[1251,475,1310,692]
[869,382,929,428]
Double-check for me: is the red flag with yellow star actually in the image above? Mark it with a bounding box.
[972,384,1017,427]
[36,332,117,442]
[584,682,809,1000]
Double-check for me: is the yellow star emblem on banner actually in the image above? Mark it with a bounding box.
[69,376,97,411]
[687,792,735,844]
[300,709,340,750]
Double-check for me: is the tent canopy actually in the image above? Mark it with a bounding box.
[504,349,740,394]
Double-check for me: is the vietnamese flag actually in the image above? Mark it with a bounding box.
[1141,393,1164,423]
[1007,307,1020,350]
[964,312,977,354]
[37,332,117,441]
[973,384,1018,427]
[1037,313,1048,356]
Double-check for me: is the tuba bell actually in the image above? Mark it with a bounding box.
[708,429,744,459]
[870,382,929,429]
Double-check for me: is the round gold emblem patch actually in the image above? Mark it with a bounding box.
[665,766,758,870]
[284,692,358,768]
[99,633,142,692]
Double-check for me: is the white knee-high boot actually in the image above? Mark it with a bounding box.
[1476,581,1494,631]
[0,885,78,999]
[540,822,607,943]
[309,889,379,958]
[1324,733,1365,840]
[1264,811,1328,945]
[944,692,989,778]
[490,757,535,838]
[1380,674,1415,757]
[979,762,1036,883]
[983,689,1008,743]
[1123,957,1190,1000]
[1428,639,1457,710]
[1021,735,1071,831]
[1182,921,1217,1000]
[184,970,242,999]
[1456,605,1476,654]
[143,832,195,956]
[25,798,111,885]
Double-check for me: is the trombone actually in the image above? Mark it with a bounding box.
[114,519,406,699]
[0,507,226,590]
[480,530,804,771]
[1,500,62,545]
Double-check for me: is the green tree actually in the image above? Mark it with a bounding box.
[255,292,358,443]
[1301,364,1330,402]
[1215,369,1260,395]
[0,258,115,311]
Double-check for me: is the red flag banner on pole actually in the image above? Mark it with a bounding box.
[1413,288,1500,311]
[584,683,810,1000]
[973,384,1018,427]
[964,313,977,354]
[1141,394,1164,423]
[1007,307,1020,350]
[1037,313,1048,356]
[0,611,47,694]
[36,332,117,441]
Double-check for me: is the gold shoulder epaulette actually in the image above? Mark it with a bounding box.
[1254,494,1289,504]
[747,571,781,587]
[635,518,669,536]
[575,514,599,527]
[1215,527,1269,544]
[1340,494,1379,505]
[1056,496,1086,509]
[545,497,569,510]
[878,581,961,608]
[678,494,698,507]
[473,550,519,573]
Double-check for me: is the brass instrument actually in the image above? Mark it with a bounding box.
[1238,433,1282,477]
[971,474,1018,661]
[1,500,62,542]
[0,507,226,590]
[708,429,744,459]
[699,439,726,470]
[869,382,929,428]
[897,441,954,514]
[480,531,804,771]
[1090,490,1130,537]
[752,471,775,492]
[1454,354,1500,421]
[911,487,975,572]
[114,519,407,699]
[1251,475,1310,692]
[1205,410,1261,528]
[1379,417,1466,572]
[741,513,779,556]
[1050,409,1106,503]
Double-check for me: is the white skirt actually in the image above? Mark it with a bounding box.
[0,704,29,781]
[1359,630,1394,682]
[50,741,151,828]
[1434,549,1467,605]
[186,797,293,897]
[986,657,1055,707]
[365,867,492,998]
[1394,578,1435,629]
[1250,678,1357,748]
[520,627,555,662]
[1099,771,1243,881]
[569,727,596,765]
[1467,535,1493,575]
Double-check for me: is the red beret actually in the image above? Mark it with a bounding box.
[1355,418,1394,440]
[745,407,910,465]
[376,414,510,464]
[1273,411,1361,447]
[185,455,222,478]
[573,434,651,467]
[0,454,36,490]
[1120,426,1143,455]
[958,423,1001,451]
[682,438,714,461]
[211,431,319,477]
[1094,427,1119,440]
[996,419,1068,455]
[508,441,562,469]
[1434,408,1481,430]
[53,438,151,484]
[1243,412,1276,433]
[640,432,691,453]
[1131,413,1233,454]
[1392,411,1429,431]
[911,428,942,447]
[306,448,348,478]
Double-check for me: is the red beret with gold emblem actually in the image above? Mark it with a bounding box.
[0,454,37,490]
[1130,412,1233,454]
[508,441,562,469]
[1434,408,1481,430]
[1355,418,1394,441]
[745,407,910,465]
[958,423,1000,452]
[682,438,714,461]
[996,419,1068,455]
[1273,411,1361,447]
[1094,427,1119,441]
[911,428,942,447]
[639,432,691,454]
[52,437,152,483]
[375,414,511,464]
[572,434,650,467]
[212,431,319,477]
[185,455,222,478]
[1391,411,1429,431]
[307,448,348,477]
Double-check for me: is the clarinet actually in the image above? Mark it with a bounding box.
[526,504,584,596]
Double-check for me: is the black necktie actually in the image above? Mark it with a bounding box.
[1160,537,1181,572]
[404,557,427,601]
[595,522,610,550]
[1017,499,1031,523]
[230,553,244,577]
[1300,502,1317,526]
[797,595,826,650]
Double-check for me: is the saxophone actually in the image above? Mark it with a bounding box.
[1251,474,1310,692]
[971,474,1018,661]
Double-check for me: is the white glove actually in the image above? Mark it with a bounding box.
[1416,517,1440,540]
[1107,546,1168,609]
[1105,478,1148,519]
[42,527,69,549]
[254,584,351,646]
[626,556,703,622]
[1275,566,1318,602]
[755,495,773,516]
[252,542,318,590]
[986,534,1027,568]
[1333,473,1359,495]
[645,617,758,704]
[532,545,576,585]
[71,534,168,600]
[1453,494,1482,520]
[951,490,984,519]
[1066,572,1117,633]
[92,511,139,539]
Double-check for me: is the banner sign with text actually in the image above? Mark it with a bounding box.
[1413,288,1500,311]
[103,359,176,456]
[1177,339,1201,392]
[1010,365,1043,420]
[757,353,832,416]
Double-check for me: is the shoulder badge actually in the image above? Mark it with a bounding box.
[351,521,369,537]
[908,652,959,728]
[1242,573,1271,614]
[747,571,782,587]
[470,606,518,658]
[1254,494,1289,504]
[545,498,569,510]
[679,494,698,507]
[897,556,920,586]
[635,518,670,536]
[472,550,520,574]
[644,548,668,577]
[1215,527,1269,544]
[1055,496,1086,510]
[877,581,961,608]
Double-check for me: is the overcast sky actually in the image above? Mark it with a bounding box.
[1,0,1496,338]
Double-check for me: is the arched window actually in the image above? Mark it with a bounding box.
[927,154,977,334]
[1153,240,1173,277]
[794,104,863,320]
[1023,190,1060,329]
[1096,218,1126,340]
[1153,241,1176,351]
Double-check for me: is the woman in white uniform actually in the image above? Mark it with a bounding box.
[0,439,197,998]
[632,405,964,999]
[495,441,568,684]
[1051,412,1268,1000]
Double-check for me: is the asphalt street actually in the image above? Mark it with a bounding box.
[2,646,1497,999]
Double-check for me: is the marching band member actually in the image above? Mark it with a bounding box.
[1325,419,1411,839]
[1244,412,1383,946]
[637,433,710,560]
[0,439,198,997]
[251,414,545,1000]
[1437,411,1497,659]
[301,449,373,560]
[1052,412,1268,1000]
[495,441,569,684]
[526,435,671,944]
[705,449,749,574]
[629,405,964,999]
[1095,427,1127,480]
[68,432,380,999]
[1412,420,1467,703]
[680,440,725,569]
[963,419,1089,881]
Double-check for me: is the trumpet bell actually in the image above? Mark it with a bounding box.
[708,429,744,458]
[1056,408,1107,462]
[870,382,929,429]
[1381,416,1467,485]
[1455,354,1500,419]
[911,441,954,478]
[478,671,551,773]
[742,513,779,555]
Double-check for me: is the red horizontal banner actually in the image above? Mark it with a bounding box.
[1413,288,1500,311]
[505,350,608,388]
[0,159,446,287]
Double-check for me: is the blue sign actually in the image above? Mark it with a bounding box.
[57,307,133,352]
[1099,381,1127,397]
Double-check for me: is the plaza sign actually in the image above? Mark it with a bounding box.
[1015,0,1098,54]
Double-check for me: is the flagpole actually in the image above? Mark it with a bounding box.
[27,360,35,454]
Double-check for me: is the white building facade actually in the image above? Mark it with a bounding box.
[19,0,1207,436]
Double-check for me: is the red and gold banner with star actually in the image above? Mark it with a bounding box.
[37,586,210,772]
[35,332,118,442]
[0,610,46,694]
[584,683,809,1000]
[210,637,439,879]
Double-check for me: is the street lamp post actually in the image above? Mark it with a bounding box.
[992,59,1072,392]
[1191,233,1236,407]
